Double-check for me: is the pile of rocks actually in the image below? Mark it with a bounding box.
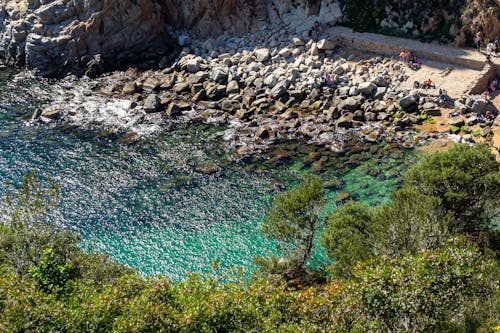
[115,34,440,156]
[35,28,455,157]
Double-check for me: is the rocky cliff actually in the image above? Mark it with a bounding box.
[0,0,498,77]
[0,0,322,76]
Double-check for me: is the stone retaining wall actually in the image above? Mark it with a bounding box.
[468,64,499,95]
[335,34,485,71]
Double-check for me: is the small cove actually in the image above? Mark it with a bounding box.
[0,68,417,279]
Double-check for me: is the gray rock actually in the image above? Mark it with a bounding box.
[143,94,160,113]
[454,101,470,114]
[264,74,277,87]
[358,82,376,95]
[374,87,386,99]
[399,94,418,112]
[186,59,201,73]
[226,80,239,94]
[371,76,388,87]
[471,99,488,114]
[448,117,465,127]
[339,96,363,112]
[349,86,359,96]
[211,66,229,84]
[255,48,270,62]
[270,81,289,99]
[466,116,478,126]
[481,126,491,137]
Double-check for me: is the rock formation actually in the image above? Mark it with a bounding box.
[0,0,172,76]
[0,0,341,76]
[0,0,497,76]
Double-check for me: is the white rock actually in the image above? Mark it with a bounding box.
[293,37,305,46]
[317,39,335,50]
[254,48,270,62]
[186,59,201,73]
[264,74,277,87]
[310,42,319,56]
[278,48,292,57]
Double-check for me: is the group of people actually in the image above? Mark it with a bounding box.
[399,50,422,70]
[413,78,434,89]
[476,35,499,63]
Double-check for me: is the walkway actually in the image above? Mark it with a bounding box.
[326,26,500,71]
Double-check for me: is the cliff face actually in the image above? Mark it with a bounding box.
[0,0,172,76]
[360,0,499,46]
[0,0,497,77]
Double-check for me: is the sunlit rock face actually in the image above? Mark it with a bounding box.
[0,0,170,76]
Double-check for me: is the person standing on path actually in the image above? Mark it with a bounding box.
[476,32,483,52]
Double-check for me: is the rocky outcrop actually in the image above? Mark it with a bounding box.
[0,0,176,76]
[0,0,342,76]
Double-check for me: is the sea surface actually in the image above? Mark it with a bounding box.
[0,68,416,279]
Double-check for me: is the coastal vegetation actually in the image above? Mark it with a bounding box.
[0,144,499,332]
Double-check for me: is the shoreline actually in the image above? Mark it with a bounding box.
[2,24,499,161]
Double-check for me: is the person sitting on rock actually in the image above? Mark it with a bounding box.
[489,80,497,92]
[422,79,434,89]
[482,90,490,102]
[438,89,447,104]
[485,110,494,120]
[323,71,333,86]
[487,42,494,55]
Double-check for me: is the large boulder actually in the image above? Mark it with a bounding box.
[255,48,270,62]
[211,66,229,84]
[143,94,161,113]
[358,82,376,95]
[270,81,289,99]
[471,99,488,114]
[399,94,418,112]
[317,39,335,50]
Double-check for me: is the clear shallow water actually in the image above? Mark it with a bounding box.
[0,68,416,279]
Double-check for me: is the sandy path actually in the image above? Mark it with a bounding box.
[399,59,483,98]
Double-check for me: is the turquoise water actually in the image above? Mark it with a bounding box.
[0,68,415,279]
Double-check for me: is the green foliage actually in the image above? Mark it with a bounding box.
[372,188,451,257]
[260,175,324,278]
[340,0,385,32]
[337,246,497,333]
[0,172,131,283]
[0,171,78,275]
[29,248,76,293]
[321,201,374,278]
[404,144,500,233]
